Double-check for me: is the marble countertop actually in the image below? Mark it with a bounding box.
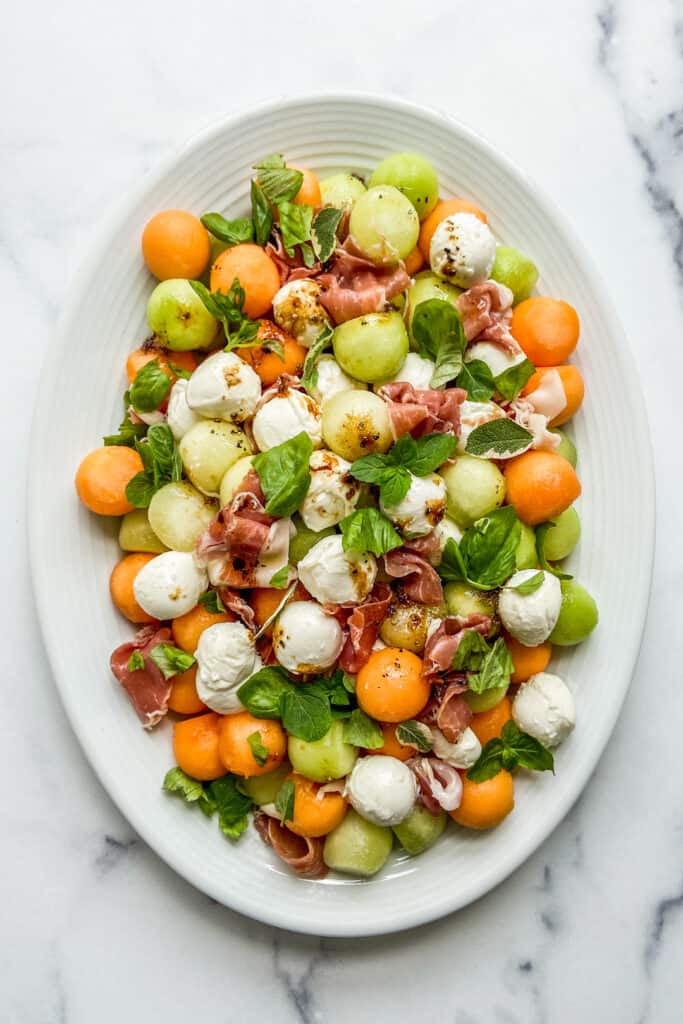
[4,0,681,1020]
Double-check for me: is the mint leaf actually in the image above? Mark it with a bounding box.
[536,522,573,580]
[129,359,171,413]
[342,709,384,749]
[163,766,215,815]
[275,778,295,824]
[127,650,145,672]
[465,418,534,458]
[451,630,491,671]
[314,669,353,708]
[467,637,514,694]
[339,507,403,557]
[199,590,227,614]
[247,731,269,767]
[411,299,467,388]
[206,775,254,840]
[269,565,290,589]
[280,687,332,742]
[103,390,148,447]
[149,644,196,680]
[501,720,554,773]
[301,324,334,393]
[253,431,313,517]
[189,278,259,350]
[396,720,433,753]
[146,423,183,484]
[251,180,273,246]
[311,207,342,262]
[201,212,254,245]
[506,571,544,595]
[278,201,314,256]
[237,666,294,719]
[395,432,456,475]
[495,358,535,401]
[349,454,411,507]
[350,432,454,506]
[466,738,505,782]
[254,157,304,204]
[456,360,495,402]
[167,362,192,380]
[342,672,356,695]
[125,472,157,509]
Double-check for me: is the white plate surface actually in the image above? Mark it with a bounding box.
[29,94,654,937]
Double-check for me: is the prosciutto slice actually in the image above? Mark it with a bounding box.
[338,583,392,673]
[508,369,564,452]
[377,381,466,440]
[418,680,472,743]
[254,814,327,879]
[110,624,173,729]
[409,757,463,814]
[421,614,492,683]
[317,239,410,324]
[383,547,444,605]
[216,587,257,630]
[266,233,321,284]
[456,280,519,353]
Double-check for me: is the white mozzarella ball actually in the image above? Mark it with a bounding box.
[513,672,576,748]
[430,726,481,769]
[252,389,323,451]
[430,212,496,288]
[498,570,562,647]
[299,450,361,531]
[429,516,464,565]
[465,340,527,379]
[272,279,331,348]
[380,472,447,537]
[166,379,201,441]
[186,351,261,422]
[297,534,377,605]
[310,355,366,406]
[347,756,417,826]
[132,551,207,620]
[457,399,507,452]
[272,601,344,673]
[376,352,436,392]
[195,622,261,714]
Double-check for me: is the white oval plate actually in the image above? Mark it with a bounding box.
[30,94,654,937]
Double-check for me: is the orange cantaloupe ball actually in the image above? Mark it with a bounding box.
[522,365,585,427]
[470,696,513,746]
[504,635,552,685]
[504,451,581,526]
[217,711,287,778]
[142,209,211,281]
[167,665,207,715]
[172,604,236,654]
[356,648,430,723]
[110,553,158,623]
[451,771,515,829]
[126,347,198,385]
[210,244,281,319]
[173,712,225,781]
[511,297,580,366]
[75,446,144,517]
[287,773,348,837]
[291,166,322,208]
[239,320,307,386]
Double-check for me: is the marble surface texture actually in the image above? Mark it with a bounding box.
[3,0,681,1020]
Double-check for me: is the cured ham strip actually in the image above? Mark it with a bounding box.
[409,757,463,813]
[216,587,257,630]
[456,280,519,353]
[418,679,472,743]
[254,814,327,878]
[383,548,444,605]
[110,624,173,729]
[421,614,492,683]
[338,583,393,673]
[266,234,321,284]
[317,240,410,324]
[377,382,466,440]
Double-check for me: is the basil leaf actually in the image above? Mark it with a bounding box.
[339,507,403,557]
[437,537,470,585]
[536,522,573,580]
[237,666,294,719]
[456,359,495,402]
[200,212,254,246]
[280,687,332,742]
[149,644,196,680]
[125,472,157,509]
[411,299,467,388]
[275,779,295,824]
[253,431,313,517]
[256,154,286,169]
[467,637,514,694]
[167,362,192,380]
[103,391,148,447]
[199,590,227,614]
[466,738,505,782]
[311,207,342,262]
[247,731,269,767]
[501,720,554,773]
[190,278,259,351]
[301,324,334,393]
[278,201,314,256]
[127,650,145,672]
[396,720,433,753]
[206,775,254,840]
[129,359,171,413]
[494,358,535,401]
[458,506,522,589]
[251,180,273,246]
[146,423,183,484]
[349,454,412,507]
[269,565,290,589]
[451,630,490,671]
[506,570,545,595]
[342,672,356,695]
[465,419,534,458]
[254,157,304,204]
[342,709,384,749]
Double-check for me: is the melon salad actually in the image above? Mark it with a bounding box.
[75,151,598,879]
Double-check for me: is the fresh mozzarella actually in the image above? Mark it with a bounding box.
[512,672,575,748]
[297,534,377,605]
[272,600,344,673]
[166,379,202,441]
[299,450,361,531]
[429,516,464,565]
[465,340,527,379]
[376,352,435,392]
[186,351,261,422]
[194,621,261,714]
[347,756,417,826]
[272,279,331,348]
[251,388,323,451]
[498,569,562,646]
[132,551,207,620]
[429,212,496,288]
[310,355,365,406]
[430,726,481,769]
[457,399,507,452]
[380,471,446,537]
